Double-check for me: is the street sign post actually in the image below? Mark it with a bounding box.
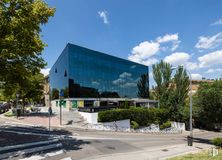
[59,90,64,125]
[16,93,19,118]
[48,106,52,136]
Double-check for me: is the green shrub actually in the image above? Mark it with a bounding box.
[98,107,169,126]
[160,121,171,130]
[212,137,222,148]
[131,121,139,129]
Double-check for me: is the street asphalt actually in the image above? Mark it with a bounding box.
[0,115,221,160]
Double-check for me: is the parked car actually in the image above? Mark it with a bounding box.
[0,103,11,114]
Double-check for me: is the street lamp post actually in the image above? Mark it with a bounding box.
[171,67,193,146]
[16,93,19,118]
[188,70,193,146]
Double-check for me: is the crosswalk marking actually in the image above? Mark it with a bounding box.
[18,149,64,160]
[60,157,72,160]
[0,139,58,152]
[1,143,62,160]
[19,155,44,160]
[45,149,64,157]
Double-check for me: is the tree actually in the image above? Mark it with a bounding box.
[3,73,45,103]
[194,80,222,130]
[152,61,190,121]
[152,60,172,107]
[137,74,149,98]
[170,66,189,121]
[0,0,55,101]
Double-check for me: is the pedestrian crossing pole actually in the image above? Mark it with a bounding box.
[60,100,62,125]
[48,105,52,136]
[59,90,64,126]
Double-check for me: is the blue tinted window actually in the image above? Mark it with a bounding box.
[50,43,148,99]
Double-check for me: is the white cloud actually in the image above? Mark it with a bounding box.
[92,81,100,86]
[195,32,222,49]
[191,74,202,80]
[128,41,160,66]
[186,62,199,70]
[121,82,137,88]
[211,18,222,26]
[206,68,222,73]
[112,72,132,85]
[131,41,160,59]
[157,33,179,43]
[198,50,222,67]
[130,65,136,69]
[41,68,50,76]
[119,72,132,78]
[163,52,200,70]
[128,33,181,66]
[171,41,181,51]
[98,10,109,24]
[164,52,190,66]
[157,33,180,51]
[142,58,159,66]
[112,78,125,85]
[112,72,137,88]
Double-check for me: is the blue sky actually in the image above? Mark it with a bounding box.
[41,0,222,86]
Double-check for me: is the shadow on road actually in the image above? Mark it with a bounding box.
[0,125,72,146]
[0,125,91,159]
[192,137,213,145]
[60,138,91,151]
[0,131,49,147]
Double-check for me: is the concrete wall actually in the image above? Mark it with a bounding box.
[88,119,131,132]
[171,122,185,131]
[102,119,130,129]
[79,112,98,124]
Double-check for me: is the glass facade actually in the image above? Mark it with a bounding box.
[50,43,149,99]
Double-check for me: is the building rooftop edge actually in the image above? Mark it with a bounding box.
[66,43,148,68]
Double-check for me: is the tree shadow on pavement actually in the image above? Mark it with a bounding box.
[0,125,90,159]
[0,131,49,147]
[60,138,91,151]
[192,137,213,145]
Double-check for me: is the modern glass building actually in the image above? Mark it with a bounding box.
[49,43,149,100]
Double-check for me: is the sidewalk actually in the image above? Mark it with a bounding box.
[0,108,63,127]
[82,143,213,160]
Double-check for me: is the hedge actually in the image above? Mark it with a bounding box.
[160,121,171,130]
[131,121,139,129]
[212,137,222,148]
[98,107,169,126]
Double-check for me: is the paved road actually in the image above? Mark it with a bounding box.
[0,117,221,160]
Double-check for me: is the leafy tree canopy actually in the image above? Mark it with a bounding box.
[0,0,55,101]
[152,61,189,121]
[194,80,222,130]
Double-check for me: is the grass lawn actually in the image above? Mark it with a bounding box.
[168,149,222,160]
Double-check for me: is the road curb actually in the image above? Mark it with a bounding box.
[159,144,214,159]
